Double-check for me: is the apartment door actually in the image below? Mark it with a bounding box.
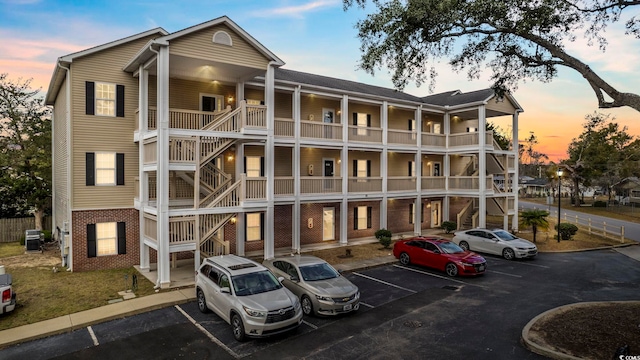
[431,201,442,227]
[323,108,334,139]
[323,207,335,241]
[324,159,334,190]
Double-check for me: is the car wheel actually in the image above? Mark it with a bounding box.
[502,248,516,260]
[399,252,411,265]
[301,295,314,316]
[445,263,459,277]
[197,289,209,313]
[459,241,470,251]
[231,313,246,342]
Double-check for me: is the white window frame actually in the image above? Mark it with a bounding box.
[409,161,416,177]
[246,156,261,178]
[356,113,368,136]
[356,159,368,182]
[356,206,368,230]
[200,93,224,112]
[95,82,116,117]
[96,222,117,256]
[246,213,262,241]
[95,152,116,185]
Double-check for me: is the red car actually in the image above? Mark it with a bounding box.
[393,236,487,277]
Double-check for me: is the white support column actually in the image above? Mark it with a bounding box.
[138,65,149,271]
[156,45,170,288]
[236,144,245,255]
[512,111,520,231]
[236,82,244,110]
[443,112,451,222]
[380,101,388,230]
[264,63,276,260]
[340,95,349,245]
[415,107,422,235]
[478,105,487,228]
[293,87,301,252]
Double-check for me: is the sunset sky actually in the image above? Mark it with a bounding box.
[2,0,639,163]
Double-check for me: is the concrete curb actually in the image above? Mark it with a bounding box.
[521,301,640,359]
[539,242,638,253]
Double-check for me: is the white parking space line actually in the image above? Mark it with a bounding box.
[353,272,417,293]
[302,320,318,329]
[175,305,240,359]
[487,258,550,269]
[359,302,374,308]
[486,270,522,278]
[87,326,99,346]
[393,265,489,289]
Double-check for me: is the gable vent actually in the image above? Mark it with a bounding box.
[213,31,232,46]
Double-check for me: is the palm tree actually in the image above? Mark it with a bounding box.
[519,209,550,243]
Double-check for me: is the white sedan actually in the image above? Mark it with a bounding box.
[452,229,537,260]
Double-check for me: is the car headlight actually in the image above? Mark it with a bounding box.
[294,298,301,311]
[315,294,334,303]
[516,247,528,250]
[456,261,473,266]
[354,291,360,300]
[242,306,266,318]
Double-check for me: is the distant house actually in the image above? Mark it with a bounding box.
[519,177,548,197]
[613,177,640,204]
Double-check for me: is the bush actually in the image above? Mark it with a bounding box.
[555,223,578,240]
[441,221,457,234]
[42,230,52,242]
[20,236,25,246]
[375,229,393,249]
[593,200,607,208]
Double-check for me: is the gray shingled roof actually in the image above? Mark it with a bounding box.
[274,68,496,107]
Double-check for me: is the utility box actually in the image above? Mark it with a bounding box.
[25,229,42,252]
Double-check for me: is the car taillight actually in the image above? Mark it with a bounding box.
[2,289,10,303]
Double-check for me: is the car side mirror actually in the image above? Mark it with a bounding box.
[278,276,285,283]
[433,249,441,254]
[220,287,231,294]
[290,275,299,282]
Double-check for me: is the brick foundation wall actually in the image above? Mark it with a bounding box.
[347,200,379,240]
[300,202,341,245]
[449,197,470,224]
[386,198,414,234]
[71,208,139,271]
[275,205,293,249]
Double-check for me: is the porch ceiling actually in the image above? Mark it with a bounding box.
[451,108,511,120]
[145,54,266,84]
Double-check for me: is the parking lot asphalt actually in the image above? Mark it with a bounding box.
[1,244,639,359]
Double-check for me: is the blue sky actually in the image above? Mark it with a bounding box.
[2,0,639,162]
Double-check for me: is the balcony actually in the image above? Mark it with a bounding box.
[300,177,342,194]
[448,176,493,191]
[348,126,382,143]
[145,101,267,131]
[387,129,417,146]
[387,177,417,192]
[421,177,446,192]
[275,118,294,137]
[301,120,342,141]
[143,137,197,166]
[348,177,383,192]
[449,131,494,149]
[421,133,446,148]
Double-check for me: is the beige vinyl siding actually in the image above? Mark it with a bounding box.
[387,107,415,130]
[348,103,381,127]
[421,112,444,132]
[347,151,381,176]
[274,91,292,119]
[147,77,235,110]
[451,119,479,133]
[244,145,264,157]
[53,78,69,226]
[169,24,269,70]
[387,153,415,176]
[486,98,517,115]
[222,149,236,181]
[71,35,158,209]
[274,147,292,176]
[300,96,341,123]
[422,155,444,175]
[450,155,473,175]
[300,148,341,177]
[244,88,264,103]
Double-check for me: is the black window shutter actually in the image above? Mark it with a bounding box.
[243,157,247,174]
[86,152,95,186]
[352,113,357,126]
[422,203,425,222]
[353,207,357,230]
[260,157,265,177]
[87,224,97,258]
[353,160,357,177]
[367,207,372,229]
[116,153,125,185]
[116,85,125,117]
[260,213,265,240]
[408,162,412,176]
[409,204,414,224]
[117,222,126,254]
[366,160,371,177]
[367,114,371,127]
[85,82,95,115]
[408,119,413,131]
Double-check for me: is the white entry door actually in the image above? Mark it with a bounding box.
[323,207,335,241]
[431,201,442,227]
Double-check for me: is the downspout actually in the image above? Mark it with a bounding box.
[56,62,72,270]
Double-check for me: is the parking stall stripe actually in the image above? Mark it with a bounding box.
[174,305,240,359]
[87,326,99,346]
[393,265,490,289]
[487,258,550,269]
[353,272,417,293]
[302,320,318,329]
[486,270,522,278]
[359,302,374,308]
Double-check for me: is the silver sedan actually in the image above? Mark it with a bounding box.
[452,228,538,260]
[263,255,360,316]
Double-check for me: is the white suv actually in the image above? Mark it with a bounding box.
[195,254,303,341]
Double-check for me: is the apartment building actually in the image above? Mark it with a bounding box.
[46,16,522,288]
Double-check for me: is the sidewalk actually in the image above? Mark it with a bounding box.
[0,256,398,349]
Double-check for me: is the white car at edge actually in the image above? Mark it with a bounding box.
[452,228,538,260]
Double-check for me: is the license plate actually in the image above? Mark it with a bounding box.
[478,265,485,272]
[343,304,353,311]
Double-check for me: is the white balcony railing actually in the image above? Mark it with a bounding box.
[300,177,342,194]
[348,177,383,192]
[387,177,417,191]
[274,177,294,196]
[421,133,446,147]
[448,176,492,190]
[348,126,383,143]
[300,120,342,141]
[275,118,294,137]
[169,216,196,244]
[387,129,417,145]
[245,177,267,200]
[421,176,446,191]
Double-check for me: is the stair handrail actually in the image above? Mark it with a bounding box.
[201,102,244,132]
[200,179,241,208]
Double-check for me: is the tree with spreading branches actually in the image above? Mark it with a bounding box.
[343,0,640,111]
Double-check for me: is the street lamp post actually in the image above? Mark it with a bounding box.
[557,169,563,242]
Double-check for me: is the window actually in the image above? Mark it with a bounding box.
[408,161,415,177]
[85,82,124,117]
[424,242,438,252]
[246,213,263,241]
[353,113,371,136]
[467,127,478,132]
[356,160,368,179]
[212,31,232,46]
[354,206,372,230]
[409,119,416,140]
[86,222,126,258]
[86,152,124,186]
[201,94,224,112]
[245,156,263,177]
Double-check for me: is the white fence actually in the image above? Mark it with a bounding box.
[521,207,625,243]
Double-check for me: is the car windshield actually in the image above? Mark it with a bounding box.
[493,230,518,241]
[299,263,339,281]
[438,241,465,254]
[232,270,282,296]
